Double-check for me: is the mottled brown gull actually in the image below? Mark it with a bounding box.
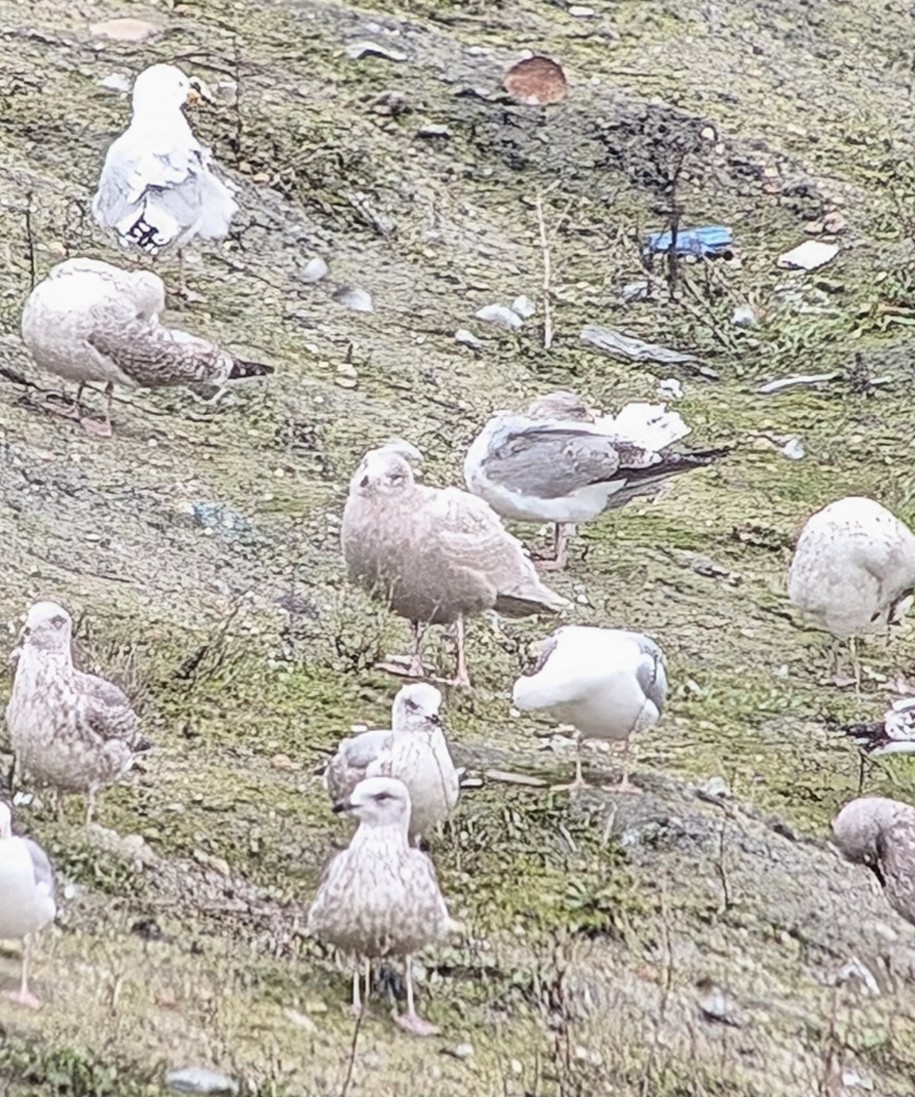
[92,63,238,288]
[342,443,568,687]
[788,496,915,689]
[512,625,667,793]
[21,257,272,435]
[307,776,453,1036]
[5,601,151,825]
[464,391,728,569]
[0,801,56,1009]
[324,683,459,844]
[832,796,915,923]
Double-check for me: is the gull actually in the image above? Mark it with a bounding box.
[512,625,667,793]
[21,257,272,436]
[307,777,454,1036]
[788,496,915,689]
[832,796,915,923]
[5,601,151,825]
[324,683,459,844]
[92,63,238,292]
[464,390,728,568]
[342,442,568,687]
[0,801,56,1009]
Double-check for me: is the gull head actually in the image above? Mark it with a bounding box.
[132,64,197,116]
[22,600,73,653]
[333,776,412,829]
[0,802,11,841]
[525,390,594,423]
[832,796,904,866]
[391,683,443,732]
[349,448,416,498]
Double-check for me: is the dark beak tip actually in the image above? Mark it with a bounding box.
[332,801,350,814]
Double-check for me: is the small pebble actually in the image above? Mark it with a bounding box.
[455,328,483,350]
[418,124,451,138]
[443,1043,474,1060]
[165,1067,238,1096]
[345,40,408,62]
[333,286,373,313]
[781,437,805,460]
[99,72,132,94]
[657,378,683,400]
[475,304,522,330]
[303,257,329,283]
[731,304,757,328]
[698,776,730,799]
[90,17,159,42]
[510,295,536,319]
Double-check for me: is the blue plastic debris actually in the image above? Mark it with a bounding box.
[644,225,734,259]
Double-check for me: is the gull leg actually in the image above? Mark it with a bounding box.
[850,637,861,696]
[408,621,426,677]
[5,938,41,1010]
[350,964,364,1017]
[394,955,439,1037]
[176,250,204,304]
[85,788,96,828]
[550,732,589,792]
[80,381,113,438]
[452,617,471,689]
[602,738,643,795]
[45,381,83,421]
[536,523,570,572]
[54,790,65,824]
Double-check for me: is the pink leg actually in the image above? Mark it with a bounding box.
[601,740,643,795]
[452,617,471,688]
[349,960,370,1017]
[550,736,590,792]
[537,523,570,571]
[394,956,439,1037]
[5,941,41,1010]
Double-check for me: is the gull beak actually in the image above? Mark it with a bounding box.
[186,78,213,107]
[332,797,353,814]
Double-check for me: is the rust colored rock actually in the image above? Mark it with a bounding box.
[503,56,567,106]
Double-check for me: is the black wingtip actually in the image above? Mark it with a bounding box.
[229,358,274,380]
[841,721,887,754]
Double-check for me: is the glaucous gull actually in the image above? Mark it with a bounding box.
[92,63,238,291]
[342,442,568,687]
[464,390,728,568]
[0,802,56,1009]
[788,496,915,689]
[832,796,915,923]
[324,683,459,844]
[307,776,454,1036]
[512,625,667,793]
[21,257,271,435]
[6,601,151,825]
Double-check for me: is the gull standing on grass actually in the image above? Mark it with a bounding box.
[324,683,459,844]
[512,625,668,793]
[464,391,728,569]
[832,796,915,923]
[21,258,272,436]
[788,496,915,690]
[6,602,150,825]
[0,802,56,1009]
[342,442,568,687]
[92,63,238,293]
[307,777,455,1036]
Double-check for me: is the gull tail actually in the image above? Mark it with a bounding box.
[610,446,731,506]
[495,584,569,619]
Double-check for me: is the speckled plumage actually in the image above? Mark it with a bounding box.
[92,64,238,256]
[308,777,452,1034]
[832,796,915,923]
[5,601,149,824]
[21,258,271,399]
[324,684,459,842]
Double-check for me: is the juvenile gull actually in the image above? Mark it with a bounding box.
[21,257,272,435]
[324,683,459,843]
[0,802,56,1009]
[92,63,238,287]
[342,443,568,687]
[832,796,915,923]
[307,776,453,1036]
[512,625,667,793]
[6,601,151,825]
[788,496,915,688]
[844,696,915,756]
[464,391,728,568]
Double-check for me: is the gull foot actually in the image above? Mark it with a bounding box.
[349,1003,369,1018]
[549,778,591,794]
[602,778,643,795]
[44,393,80,420]
[80,416,113,438]
[5,987,42,1010]
[395,1010,440,1037]
[376,655,437,680]
[533,556,565,573]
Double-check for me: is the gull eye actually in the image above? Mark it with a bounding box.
[51,616,66,629]
[374,791,392,802]
[405,699,418,711]
[359,475,369,488]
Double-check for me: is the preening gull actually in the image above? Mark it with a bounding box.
[0,801,56,1009]
[464,391,728,569]
[6,601,151,825]
[788,496,915,688]
[324,683,459,844]
[832,796,915,923]
[92,63,238,286]
[342,442,568,687]
[512,625,667,793]
[21,258,272,435]
[844,696,915,756]
[307,776,454,1036]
